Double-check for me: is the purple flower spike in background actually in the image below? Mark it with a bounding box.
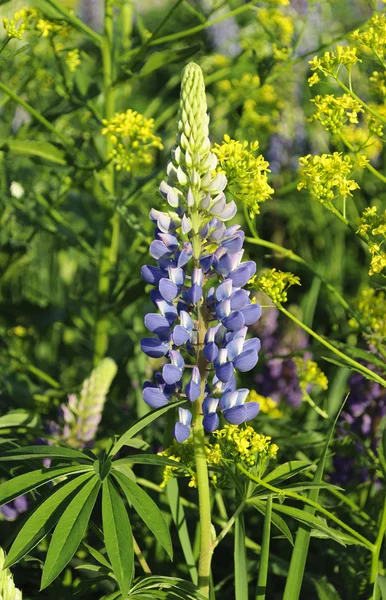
[141,63,262,441]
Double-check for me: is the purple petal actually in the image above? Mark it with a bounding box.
[159,278,179,301]
[178,407,192,426]
[222,311,245,332]
[185,380,201,402]
[226,337,244,361]
[173,325,190,346]
[216,299,231,319]
[216,279,233,302]
[168,266,185,286]
[223,405,247,425]
[204,342,218,362]
[221,232,245,254]
[144,313,170,335]
[218,201,237,221]
[203,413,219,433]
[140,338,169,358]
[216,362,234,383]
[163,364,183,385]
[150,240,172,260]
[141,265,163,285]
[241,304,262,326]
[189,283,202,304]
[233,350,258,372]
[243,338,261,353]
[230,289,249,310]
[200,254,214,272]
[229,261,256,288]
[143,386,169,408]
[245,402,260,421]
[174,422,191,443]
[203,397,219,414]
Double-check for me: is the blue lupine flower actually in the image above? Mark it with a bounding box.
[140,63,262,440]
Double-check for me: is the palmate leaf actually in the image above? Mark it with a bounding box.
[41,475,100,589]
[113,454,188,470]
[0,409,39,429]
[102,477,134,598]
[112,470,173,559]
[0,445,93,463]
[5,472,94,568]
[0,465,92,505]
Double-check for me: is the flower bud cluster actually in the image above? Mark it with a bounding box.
[141,63,262,441]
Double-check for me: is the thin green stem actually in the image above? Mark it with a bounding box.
[256,495,272,600]
[338,132,386,185]
[0,80,73,148]
[43,0,102,45]
[213,502,245,549]
[93,0,119,364]
[245,235,370,335]
[148,0,259,47]
[370,493,386,583]
[336,79,386,127]
[240,466,374,551]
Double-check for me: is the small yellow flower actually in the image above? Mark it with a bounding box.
[350,287,386,342]
[65,49,81,72]
[248,390,283,418]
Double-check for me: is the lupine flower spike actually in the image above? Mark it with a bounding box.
[141,63,262,442]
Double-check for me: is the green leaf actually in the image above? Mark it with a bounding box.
[312,577,342,599]
[0,465,91,505]
[235,513,248,600]
[113,470,172,559]
[378,427,386,480]
[263,461,314,485]
[377,574,386,600]
[0,140,67,165]
[271,503,363,548]
[113,454,188,470]
[129,575,208,599]
[0,409,38,429]
[0,445,93,463]
[5,473,94,568]
[82,542,112,570]
[111,400,185,455]
[41,476,100,589]
[102,477,134,597]
[166,478,198,585]
[139,44,201,76]
[250,499,293,545]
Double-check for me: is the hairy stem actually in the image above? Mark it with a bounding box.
[193,297,213,597]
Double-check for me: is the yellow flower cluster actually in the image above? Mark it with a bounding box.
[293,358,328,394]
[356,206,386,275]
[101,110,163,173]
[258,7,294,48]
[297,153,361,205]
[349,287,386,344]
[248,390,283,418]
[352,13,386,59]
[309,94,363,132]
[254,268,301,305]
[216,73,261,104]
[213,134,274,216]
[159,425,278,488]
[2,8,34,39]
[66,49,81,73]
[308,46,361,78]
[341,123,383,161]
[213,425,278,468]
[370,70,386,98]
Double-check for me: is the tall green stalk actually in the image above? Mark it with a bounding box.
[93,0,120,364]
[193,256,213,597]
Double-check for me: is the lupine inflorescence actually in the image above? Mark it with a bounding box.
[140,63,263,442]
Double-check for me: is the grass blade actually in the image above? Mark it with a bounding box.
[235,513,248,600]
[256,495,273,600]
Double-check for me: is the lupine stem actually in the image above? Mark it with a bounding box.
[93,0,119,364]
[193,290,213,597]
